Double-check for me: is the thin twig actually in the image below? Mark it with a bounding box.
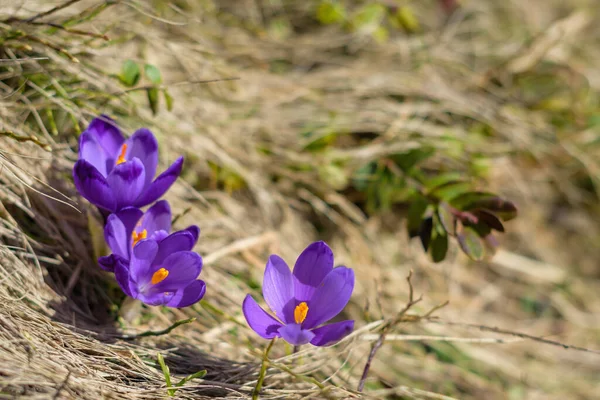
[0,57,48,64]
[29,22,109,40]
[121,318,195,340]
[0,131,51,151]
[427,318,600,355]
[360,334,524,344]
[52,370,72,400]
[25,0,82,23]
[358,270,423,392]
[118,77,241,94]
[253,338,276,400]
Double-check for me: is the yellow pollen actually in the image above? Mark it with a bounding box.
[131,229,147,247]
[294,302,309,324]
[151,268,169,285]
[116,143,128,165]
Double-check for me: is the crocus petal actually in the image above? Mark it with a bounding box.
[293,241,334,302]
[150,230,169,242]
[278,323,315,346]
[183,225,200,244]
[86,115,124,159]
[310,320,354,347]
[130,239,159,284]
[242,294,283,339]
[132,238,159,260]
[115,207,144,240]
[114,259,134,297]
[133,156,184,207]
[302,267,354,329]
[166,280,206,308]
[98,254,123,272]
[136,291,175,307]
[138,200,171,235]
[73,160,116,212]
[106,158,146,210]
[151,251,202,293]
[263,255,295,324]
[152,230,196,267]
[79,131,108,176]
[104,214,130,259]
[125,128,158,189]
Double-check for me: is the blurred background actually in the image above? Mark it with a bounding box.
[0,1,599,399]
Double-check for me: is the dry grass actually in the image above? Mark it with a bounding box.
[1,0,600,399]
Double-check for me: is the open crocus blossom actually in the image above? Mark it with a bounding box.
[73,115,184,213]
[113,232,205,308]
[243,241,355,347]
[98,200,199,272]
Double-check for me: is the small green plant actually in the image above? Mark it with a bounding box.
[353,148,517,262]
[157,353,207,397]
[315,1,421,43]
[118,59,141,87]
[117,60,173,115]
[207,160,247,194]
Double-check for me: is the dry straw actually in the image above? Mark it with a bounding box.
[1,1,600,399]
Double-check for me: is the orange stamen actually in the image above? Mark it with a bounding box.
[151,268,169,285]
[116,143,128,165]
[294,302,309,324]
[131,229,147,247]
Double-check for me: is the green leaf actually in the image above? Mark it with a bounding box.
[390,147,434,172]
[175,370,207,387]
[419,217,433,251]
[144,63,162,84]
[437,201,456,236]
[407,195,429,237]
[157,353,174,396]
[316,1,345,25]
[119,60,140,87]
[424,172,463,191]
[147,87,159,115]
[163,89,174,111]
[430,182,472,202]
[475,210,505,232]
[430,232,448,263]
[457,226,485,261]
[395,6,420,33]
[469,197,518,221]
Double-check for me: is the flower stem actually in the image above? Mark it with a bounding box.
[252,338,276,400]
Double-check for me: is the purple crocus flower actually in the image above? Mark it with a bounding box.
[243,241,355,347]
[98,200,199,272]
[113,231,205,308]
[73,115,183,213]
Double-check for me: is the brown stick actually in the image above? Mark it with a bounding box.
[358,271,424,392]
[25,0,82,23]
[427,318,600,355]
